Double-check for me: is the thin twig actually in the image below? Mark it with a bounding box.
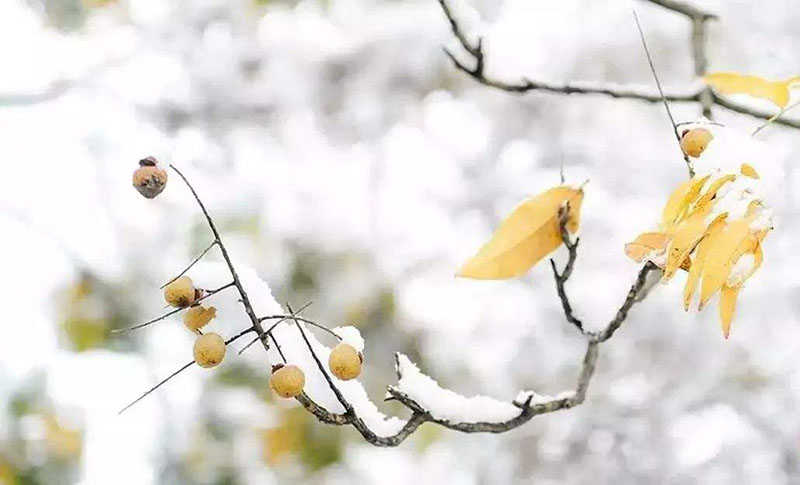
[160,240,218,289]
[549,204,584,333]
[118,327,255,414]
[644,0,717,20]
[259,314,343,340]
[112,281,235,334]
[633,10,695,177]
[752,100,800,136]
[237,301,313,356]
[169,165,272,352]
[292,311,355,415]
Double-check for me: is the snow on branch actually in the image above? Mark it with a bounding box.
[118,163,663,446]
[435,0,800,129]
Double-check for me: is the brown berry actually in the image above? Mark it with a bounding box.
[164,276,196,308]
[183,305,216,333]
[328,343,362,381]
[269,364,305,398]
[193,332,226,368]
[680,128,713,158]
[132,157,168,199]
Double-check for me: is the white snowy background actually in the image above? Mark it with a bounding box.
[1,0,799,483]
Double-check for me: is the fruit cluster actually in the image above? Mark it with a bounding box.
[134,158,365,400]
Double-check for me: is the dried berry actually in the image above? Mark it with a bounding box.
[164,276,196,308]
[132,156,168,199]
[193,333,226,368]
[269,364,305,398]
[680,128,713,158]
[328,343,362,381]
[183,305,216,333]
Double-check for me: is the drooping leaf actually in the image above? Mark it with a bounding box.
[624,232,670,263]
[683,214,727,310]
[699,219,754,308]
[719,285,739,339]
[457,186,583,280]
[704,72,797,108]
[663,205,712,280]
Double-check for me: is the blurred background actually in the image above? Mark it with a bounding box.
[1,0,799,483]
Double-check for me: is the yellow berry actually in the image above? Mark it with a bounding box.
[164,276,196,308]
[193,333,226,368]
[132,157,168,199]
[183,305,216,333]
[680,128,713,158]
[269,364,305,398]
[328,343,362,381]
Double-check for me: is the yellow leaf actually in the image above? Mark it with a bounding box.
[699,218,754,308]
[663,207,710,281]
[683,214,728,310]
[458,186,583,279]
[719,285,739,339]
[661,175,711,229]
[624,232,670,263]
[704,72,792,108]
[746,200,763,217]
[691,174,736,213]
[740,163,760,179]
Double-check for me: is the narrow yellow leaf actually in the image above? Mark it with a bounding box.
[719,285,739,339]
[661,175,710,229]
[683,214,727,310]
[663,204,712,280]
[457,186,583,280]
[704,72,791,108]
[698,218,753,308]
[624,232,670,263]
[691,174,736,213]
[740,163,760,179]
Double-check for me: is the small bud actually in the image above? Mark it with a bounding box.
[164,276,196,308]
[193,332,226,368]
[132,157,168,199]
[680,128,713,158]
[183,305,216,333]
[328,343,362,381]
[269,364,305,398]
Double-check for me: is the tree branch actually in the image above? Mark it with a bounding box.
[435,0,800,131]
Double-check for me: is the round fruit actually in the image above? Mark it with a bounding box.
[132,157,168,199]
[328,343,362,381]
[164,276,196,308]
[269,364,305,398]
[680,128,713,158]
[193,333,226,368]
[183,305,216,333]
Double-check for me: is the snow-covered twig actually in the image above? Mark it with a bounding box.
[116,164,659,446]
[435,0,800,130]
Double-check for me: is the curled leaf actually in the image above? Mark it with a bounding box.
[458,186,583,280]
[624,232,670,263]
[661,175,710,229]
[691,174,736,213]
